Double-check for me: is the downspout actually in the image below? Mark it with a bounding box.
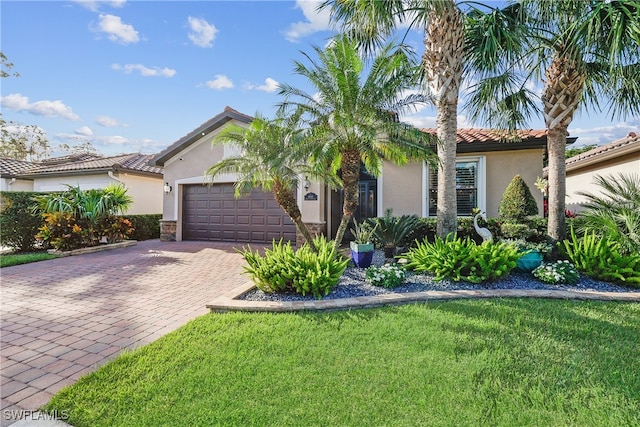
[108,170,125,184]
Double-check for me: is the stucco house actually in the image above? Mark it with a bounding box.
[560,132,640,213]
[153,107,556,244]
[0,153,163,215]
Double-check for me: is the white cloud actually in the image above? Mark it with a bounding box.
[568,120,640,146]
[75,126,93,136]
[206,75,234,90]
[404,112,472,129]
[188,16,218,48]
[284,0,331,42]
[94,14,139,44]
[111,63,176,77]
[72,0,126,12]
[0,93,79,120]
[96,115,124,127]
[244,77,279,93]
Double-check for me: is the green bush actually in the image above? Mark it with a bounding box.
[365,264,407,288]
[532,261,580,284]
[562,228,640,287]
[499,175,538,221]
[125,214,161,240]
[238,236,349,299]
[0,191,46,252]
[369,209,421,252]
[404,235,521,283]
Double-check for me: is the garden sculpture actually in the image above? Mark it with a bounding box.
[473,212,493,242]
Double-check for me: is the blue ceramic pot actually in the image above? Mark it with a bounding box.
[350,242,374,268]
[516,250,543,272]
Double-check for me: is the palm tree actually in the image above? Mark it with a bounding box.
[278,35,436,250]
[474,0,640,241]
[205,111,319,251]
[321,0,530,238]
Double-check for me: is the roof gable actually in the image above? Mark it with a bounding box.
[152,106,252,166]
[565,132,639,170]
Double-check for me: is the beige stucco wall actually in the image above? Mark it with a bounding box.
[481,149,544,218]
[32,173,162,215]
[566,152,640,213]
[119,174,163,214]
[380,160,423,216]
[378,148,545,219]
[1,178,33,192]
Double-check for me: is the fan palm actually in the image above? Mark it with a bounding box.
[321,0,529,238]
[472,0,640,241]
[205,111,319,251]
[278,35,436,251]
[576,173,640,255]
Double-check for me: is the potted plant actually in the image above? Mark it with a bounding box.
[508,239,553,272]
[349,219,377,268]
[371,209,421,259]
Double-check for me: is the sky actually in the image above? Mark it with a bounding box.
[2,0,639,158]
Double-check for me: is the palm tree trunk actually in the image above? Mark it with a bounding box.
[272,179,317,253]
[423,2,464,238]
[333,149,361,252]
[542,54,585,241]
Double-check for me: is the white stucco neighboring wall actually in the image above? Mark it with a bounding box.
[1,178,33,192]
[32,173,162,215]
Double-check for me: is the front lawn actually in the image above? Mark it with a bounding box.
[44,299,640,427]
[0,251,57,268]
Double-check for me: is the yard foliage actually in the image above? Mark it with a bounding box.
[404,235,521,283]
[239,236,349,299]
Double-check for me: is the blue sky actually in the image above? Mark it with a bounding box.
[2,0,638,157]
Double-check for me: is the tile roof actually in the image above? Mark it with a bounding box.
[0,158,36,177]
[419,128,548,143]
[13,153,163,177]
[565,132,640,167]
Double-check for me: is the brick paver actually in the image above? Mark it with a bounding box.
[1,240,247,426]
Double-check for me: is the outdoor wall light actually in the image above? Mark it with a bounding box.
[303,177,311,191]
[163,182,172,194]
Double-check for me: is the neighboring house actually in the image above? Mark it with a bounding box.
[559,132,640,213]
[0,153,164,215]
[153,106,556,244]
[0,158,35,192]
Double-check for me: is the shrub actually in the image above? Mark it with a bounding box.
[369,209,421,253]
[36,212,86,251]
[238,236,349,299]
[576,173,640,256]
[562,228,640,287]
[98,216,134,244]
[499,175,538,221]
[532,261,580,284]
[365,264,406,288]
[125,214,161,240]
[404,235,520,283]
[0,191,46,252]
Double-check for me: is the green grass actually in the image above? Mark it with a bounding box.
[44,299,640,427]
[0,251,57,267]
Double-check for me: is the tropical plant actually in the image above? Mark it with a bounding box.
[562,228,640,287]
[322,0,530,238]
[206,110,321,252]
[369,209,421,255]
[404,235,521,283]
[238,236,349,299]
[278,35,435,251]
[0,191,46,252]
[350,219,377,245]
[476,0,640,241]
[35,184,133,247]
[576,173,640,256]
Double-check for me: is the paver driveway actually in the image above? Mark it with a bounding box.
[1,240,248,426]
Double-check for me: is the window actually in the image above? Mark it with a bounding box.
[424,156,485,217]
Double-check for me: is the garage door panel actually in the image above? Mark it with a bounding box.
[183,184,295,243]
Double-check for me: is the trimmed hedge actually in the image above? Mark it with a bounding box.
[124,214,161,241]
[0,191,46,252]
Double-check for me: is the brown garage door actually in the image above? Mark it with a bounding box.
[182,184,296,243]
